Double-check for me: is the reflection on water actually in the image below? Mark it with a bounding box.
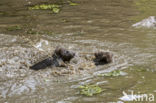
[0,0,156,103]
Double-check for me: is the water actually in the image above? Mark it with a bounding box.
[0,0,156,103]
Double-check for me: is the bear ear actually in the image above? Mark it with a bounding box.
[94,52,98,57]
[106,52,113,63]
[54,46,59,53]
[95,51,101,57]
[94,51,102,57]
[72,52,76,56]
[54,46,62,55]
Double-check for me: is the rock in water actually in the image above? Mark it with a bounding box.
[94,51,113,65]
[132,16,156,28]
[30,47,75,70]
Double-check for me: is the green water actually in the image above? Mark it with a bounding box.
[0,0,155,103]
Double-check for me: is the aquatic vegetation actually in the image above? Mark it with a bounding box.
[6,25,22,31]
[62,19,69,23]
[79,85,103,96]
[44,79,50,82]
[98,70,122,77]
[52,7,60,13]
[0,12,4,15]
[26,29,40,34]
[42,31,54,35]
[29,4,61,13]
[129,65,147,72]
[28,0,79,14]
[26,29,54,35]
[68,0,79,6]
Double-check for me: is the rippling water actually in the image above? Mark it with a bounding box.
[0,0,156,103]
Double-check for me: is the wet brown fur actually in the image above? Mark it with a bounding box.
[30,47,75,70]
[94,51,113,65]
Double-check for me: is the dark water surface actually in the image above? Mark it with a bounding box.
[0,0,156,103]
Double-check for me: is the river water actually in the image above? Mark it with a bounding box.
[0,0,156,103]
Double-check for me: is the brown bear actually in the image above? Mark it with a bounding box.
[94,51,113,65]
[30,47,75,70]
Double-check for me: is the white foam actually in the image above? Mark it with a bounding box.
[132,16,156,28]
[33,39,49,51]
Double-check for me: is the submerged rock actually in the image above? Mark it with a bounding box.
[30,47,75,70]
[94,51,113,65]
[132,16,156,28]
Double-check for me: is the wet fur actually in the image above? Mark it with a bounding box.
[30,47,75,70]
[94,51,113,65]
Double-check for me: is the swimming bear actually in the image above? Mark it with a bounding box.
[30,47,75,70]
[94,51,113,65]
